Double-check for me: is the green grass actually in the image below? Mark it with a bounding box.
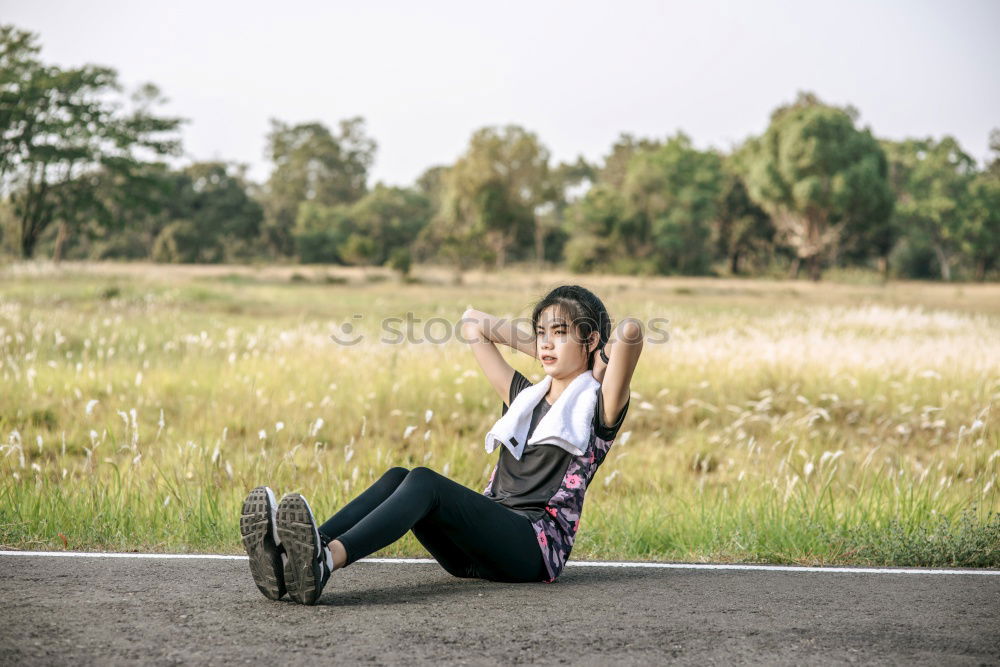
[1,262,998,566]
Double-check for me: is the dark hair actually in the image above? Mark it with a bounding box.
[530,285,611,371]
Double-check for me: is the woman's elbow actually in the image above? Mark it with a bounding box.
[460,308,482,343]
[620,318,644,346]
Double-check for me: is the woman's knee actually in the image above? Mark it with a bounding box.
[405,465,436,481]
[382,466,410,485]
[400,466,440,492]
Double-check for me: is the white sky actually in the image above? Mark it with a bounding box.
[4,0,999,186]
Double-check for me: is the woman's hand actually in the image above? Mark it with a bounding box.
[461,306,530,406]
[462,306,536,358]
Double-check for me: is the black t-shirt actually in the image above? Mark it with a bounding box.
[485,369,630,521]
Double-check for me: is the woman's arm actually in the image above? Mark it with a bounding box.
[591,318,644,426]
[460,307,536,405]
[463,307,537,358]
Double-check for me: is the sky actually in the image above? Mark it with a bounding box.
[4,0,999,186]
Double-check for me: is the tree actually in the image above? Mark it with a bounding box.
[540,157,595,265]
[836,141,899,279]
[261,117,376,257]
[881,136,975,281]
[386,246,412,278]
[292,201,351,263]
[562,183,626,273]
[346,184,430,265]
[0,25,41,182]
[966,173,1000,281]
[411,165,450,265]
[291,184,429,266]
[963,129,1000,281]
[151,162,263,263]
[741,91,894,281]
[435,125,551,270]
[0,25,183,258]
[715,156,774,275]
[337,233,378,269]
[90,162,175,258]
[622,132,724,275]
[598,134,662,190]
[559,135,663,275]
[153,162,264,263]
[415,165,448,207]
[27,159,179,262]
[418,170,490,284]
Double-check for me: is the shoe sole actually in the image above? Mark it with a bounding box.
[276,493,324,605]
[240,486,286,600]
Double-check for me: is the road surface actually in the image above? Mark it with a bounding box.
[1,554,997,665]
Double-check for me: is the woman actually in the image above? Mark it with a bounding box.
[239,284,644,604]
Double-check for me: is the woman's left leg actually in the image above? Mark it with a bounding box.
[320,466,480,579]
[317,466,410,544]
[334,466,546,583]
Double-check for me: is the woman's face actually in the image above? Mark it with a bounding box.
[535,305,597,378]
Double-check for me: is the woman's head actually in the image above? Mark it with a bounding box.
[530,285,611,378]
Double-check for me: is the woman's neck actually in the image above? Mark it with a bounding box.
[545,368,587,404]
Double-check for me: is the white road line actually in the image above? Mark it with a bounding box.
[0,551,249,561]
[1,551,997,575]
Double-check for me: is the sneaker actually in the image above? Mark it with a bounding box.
[239,486,287,600]
[275,493,333,605]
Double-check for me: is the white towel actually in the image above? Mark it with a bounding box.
[484,370,601,460]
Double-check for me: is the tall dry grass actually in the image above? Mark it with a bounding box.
[1,264,997,565]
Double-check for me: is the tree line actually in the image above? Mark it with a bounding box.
[2,24,997,281]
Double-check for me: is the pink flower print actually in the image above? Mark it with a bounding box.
[565,474,583,489]
[537,531,548,547]
[588,451,596,465]
[546,507,558,518]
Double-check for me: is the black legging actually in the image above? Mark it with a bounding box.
[318,466,546,583]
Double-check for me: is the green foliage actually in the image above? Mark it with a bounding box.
[3,22,997,281]
[833,509,1000,568]
[623,132,724,275]
[563,184,624,272]
[293,201,351,263]
[150,163,263,263]
[961,132,1000,281]
[887,236,939,280]
[338,233,377,266]
[386,247,412,276]
[882,136,976,281]
[346,184,430,264]
[715,157,775,275]
[261,118,376,257]
[598,134,662,190]
[0,198,16,258]
[965,172,1000,281]
[292,185,430,265]
[0,24,184,259]
[152,220,201,263]
[429,125,551,270]
[741,91,894,281]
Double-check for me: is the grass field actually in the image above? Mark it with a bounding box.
[1,261,998,566]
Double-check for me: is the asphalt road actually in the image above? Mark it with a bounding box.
[1,555,997,665]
